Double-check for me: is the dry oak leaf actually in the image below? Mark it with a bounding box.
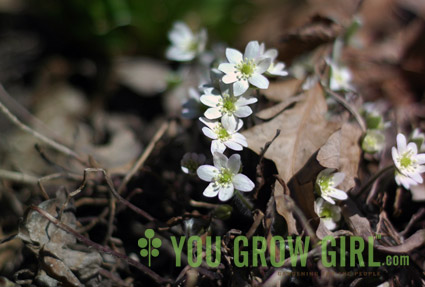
[243,84,339,182]
[317,122,362,191]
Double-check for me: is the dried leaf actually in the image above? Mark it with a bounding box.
[262,78,303,102]
[317,123,362,191]
[244,84,339,182]
[273,182,298,235]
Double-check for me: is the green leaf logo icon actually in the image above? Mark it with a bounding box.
[138,229,162,267]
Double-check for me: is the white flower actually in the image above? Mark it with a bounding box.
[327,60,353,91]
[362,130,386,154]
[197,152,255,201]
[392,133,425,189]
[200,83,257,131]
[218,41,271,96]
[259,43,288,77]
[315,169,348,204]
[181,152,206,175]
[199,117,247,154]
[166,22,207,62]
[314,198,341,231]
[182,88,204,119]
[411,128,425,152]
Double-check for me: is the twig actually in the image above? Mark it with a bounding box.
[400,208,425,238]
[0,169,38,185]
[30,205,172,284]
[352,165,394,198]
[246,210,264,239]
[189,200,219,209]
[324,87,367,133]
[117,120,170,194]
[0,99,87,165]
[74,197,109,208]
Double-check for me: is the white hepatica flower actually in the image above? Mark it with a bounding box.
[200,84,257,131]
[316,169,348,204]
[362,130,386,154]
[197,152,255,201]
[199,117,247,154]
[181,152,206,175]
[327,60,353,91]
[391,133,425,189]
[166,22,207,62]
[218,41,271,96]
[314,198,341,231]
[259,43,288,77]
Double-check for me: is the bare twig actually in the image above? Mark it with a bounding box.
[400,208,425,238]
[0,169,38,185]
[30,205,172,284]
[117,120,170,194]
[0,98,87,165]
[189,200,219,209]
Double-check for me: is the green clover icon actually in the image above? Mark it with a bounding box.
[138,229,162,267]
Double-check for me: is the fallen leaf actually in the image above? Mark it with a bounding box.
[317,122,362,191]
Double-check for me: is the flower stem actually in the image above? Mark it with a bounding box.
[353,165,395,198]
[234,190,253,211]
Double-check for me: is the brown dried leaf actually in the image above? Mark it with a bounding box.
[262,78,303,102]
[243,84,339,182]
[273,181,298,235]
[317,123,362,191]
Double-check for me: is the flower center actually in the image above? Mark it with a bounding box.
[400,155,412,168]
[216,168,233,186]
[220,94,236,114]
[320,207,333,218]
[236,58,256,79]
[183,160,199,174]
[318,176,333,194]
[214,124,230,141]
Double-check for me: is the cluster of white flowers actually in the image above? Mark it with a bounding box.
[167,22,287,201]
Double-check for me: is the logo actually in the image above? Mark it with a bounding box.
[138,229,162,267]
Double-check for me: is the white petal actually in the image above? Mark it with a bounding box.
[244,41,260,60]
[397,133,407,152]
[231,133,248,147]
[322,194,336,205]
[233,174,255,192]
[213,152,228,169]
[218,185,234,201]
[249,74,269,89]
[224,140,243,151]
[203,183,219,197]
[263,49,278,60]
[199,117,216,129]
[236,96,257,106]
[226,48,243,64]
[204,108,222,119]
[228,154,241,174]
[219,63,237,75]
[222,73,238,84]
[416,154,425,164]
[200,95,220,107]
[202,127,218,140]
[256,58,272,74]
[233,80,249,96]
[411,173,423,184]
[234,106,252,118]
[407,142,418,155]
[332,172,345,187]
[391,147,399,164]
[181,166,189,174]
[197,165,218,181]
[323,218,337,231]
[221,114,237,132]
[211,140,226,154]
[166,47,195,61]
[329,188,348,201]
[235,119,244,131]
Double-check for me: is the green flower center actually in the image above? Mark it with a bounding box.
[320,207,333,218]
[221,94,236,114]
[400,153,412,169]
[183,160,198,174]
[216,168,234,185]
[236,58,256,79]
[215,124,230,141]
[318,176,333,194]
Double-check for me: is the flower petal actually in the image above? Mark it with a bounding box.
[407,142,418,155]
[244,41,260,60]
[322,194,336,205]
[200,95,220,107]
[197,165,218,181]
[416,154,425,164]
[329,188,348,201]
[228,154,241,174]
[222,73,238,84]
[203,183,219,197]
[256,58,272,74]
[233,80,249,96]
[213,152,228,169]
[396,133,407,152]
[233,174,255,192]
[249,74,269,89]
[226,48,243,64]
[211,140,226,154]
[234,106,252,118]
[218,184,234,201]
[391,147,399,164]
[219,63,237,75]
[204,108,222,119]
[202,127,217,140]
[231,133,248,147]
[224,140,243,151]
[332,172,345,187]
[236,96,257,106]
[221,114,237,132]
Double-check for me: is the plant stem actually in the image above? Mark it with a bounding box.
[353,165,395,198]
[234,190,253,211]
